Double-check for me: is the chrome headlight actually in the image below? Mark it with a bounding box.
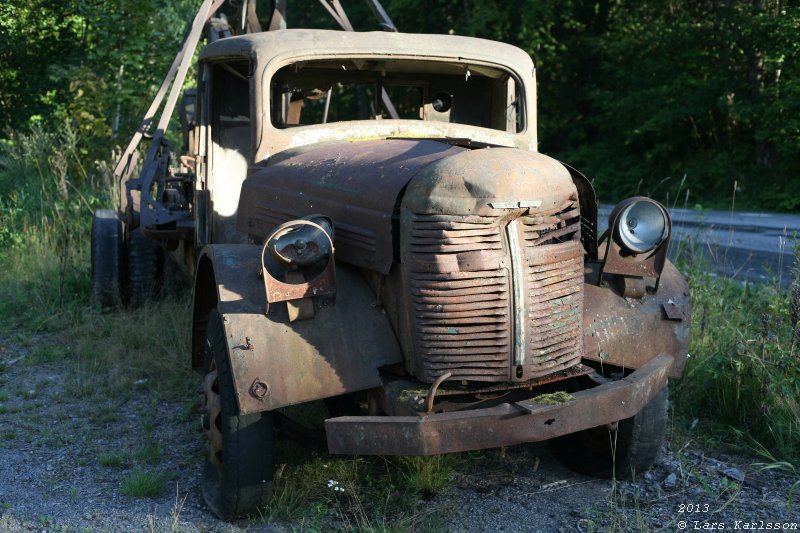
[612,198,670,254]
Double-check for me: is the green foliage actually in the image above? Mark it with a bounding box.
[99,452,127,468]
[557,1,800,210]
[264,450,448,530]
[0,1,195,167]
[2,1,798,209]
[672,252,800,461]
[381,0,800,210]
[0,126,105,332]
[396,455,457,497]
[119,470,166,498]
[754,452,800,512]
[0,124,193,406]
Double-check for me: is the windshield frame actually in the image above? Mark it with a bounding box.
[253,51,536,162]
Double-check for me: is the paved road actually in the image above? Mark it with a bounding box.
[598,205,800,286]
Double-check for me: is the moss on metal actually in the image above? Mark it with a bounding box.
[530,391,574,405]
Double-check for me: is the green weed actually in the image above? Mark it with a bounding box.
[265,455,364,523]
[135,440,162,464]
[27,344,63,364]
[0,127,103,335]
[99,452,127,468]
[754,447,800,513]
[21,388,38,400]
[90,404,119,426]
[580,500,652,533]
[55,297,193,402]
[263,449,447,531]
[119,471,166,498]
[169,483,189,532]
[395,455,457,497]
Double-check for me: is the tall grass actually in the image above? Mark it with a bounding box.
[0,126,192,400]
[264,450,451,530]
[672,242,800,462]
[0,125,109,332]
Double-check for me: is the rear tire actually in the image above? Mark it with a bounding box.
[125,228,163,307]
[90,210,123,307]
[162,253,188,298]
[201,310,274,520]
[552,386,668,479]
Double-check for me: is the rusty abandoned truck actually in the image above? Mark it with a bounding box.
[89,0,691,520]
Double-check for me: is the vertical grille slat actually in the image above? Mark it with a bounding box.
[525,204,584,377]
[406,203,584,383]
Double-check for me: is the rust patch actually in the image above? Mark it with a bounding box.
[237,139,467,273]
[326,355,674,455]
[582,261,691,378]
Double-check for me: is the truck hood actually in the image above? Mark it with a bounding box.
[236,138,575,274]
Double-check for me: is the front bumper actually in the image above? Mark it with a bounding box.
[325,354,673,456]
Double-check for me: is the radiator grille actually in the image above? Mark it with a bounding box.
[408,214,510,381]
[407,205,583,383]
[521,205,584,378]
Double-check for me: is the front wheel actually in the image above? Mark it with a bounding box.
[552,387,668,479]
[200,310,274,520]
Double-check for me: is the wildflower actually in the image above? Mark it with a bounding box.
[327,479,345,493]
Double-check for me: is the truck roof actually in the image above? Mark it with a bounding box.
[199,28,534,77]
[200,28,539,159]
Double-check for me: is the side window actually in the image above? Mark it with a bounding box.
[209,60,251,243]
[212,61,251,161]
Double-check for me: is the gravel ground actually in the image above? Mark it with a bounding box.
[433,442,800,532]
[1,336,798,532]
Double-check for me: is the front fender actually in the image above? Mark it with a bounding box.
[582,260,691,378]
[192,244,403,414]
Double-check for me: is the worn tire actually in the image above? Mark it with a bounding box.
[162,254,188,298]
[552,387,668,479]
[90,209,123,308]
[201,310,274,520]
[125,228,163,307]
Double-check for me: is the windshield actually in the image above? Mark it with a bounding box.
[270,58,523,133]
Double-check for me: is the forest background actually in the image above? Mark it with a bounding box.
[1,0,798,210]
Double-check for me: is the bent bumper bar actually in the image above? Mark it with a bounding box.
[325,354,673,456]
